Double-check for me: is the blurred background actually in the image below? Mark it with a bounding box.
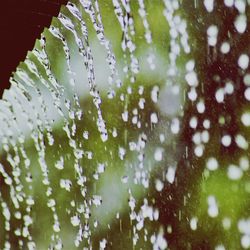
[1,1,250,250]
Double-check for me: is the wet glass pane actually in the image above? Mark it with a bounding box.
[1,0,250,249]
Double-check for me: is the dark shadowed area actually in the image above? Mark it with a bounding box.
[0,0,68,97]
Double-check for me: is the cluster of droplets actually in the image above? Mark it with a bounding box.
[183,1,250,249]
[0,0,174,248]
[0,66,60,248]
[163,0,190,77]
[79,0,119,91]
[112,0,139,83]
[56,5,108,142]
[5,0,249,249]
[137,0,155,70]
[162,0,191,157]
[128,192,166,249]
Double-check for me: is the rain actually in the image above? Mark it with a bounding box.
[1,0,250,249]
